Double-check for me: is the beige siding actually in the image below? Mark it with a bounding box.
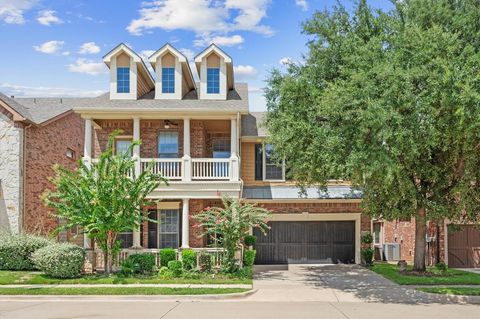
[207,53,220,67]
[117,53,130,67]
[162,53,175,67]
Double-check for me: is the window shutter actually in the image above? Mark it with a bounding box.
[254,143,263,180]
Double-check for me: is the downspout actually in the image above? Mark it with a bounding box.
[21,123,32,234]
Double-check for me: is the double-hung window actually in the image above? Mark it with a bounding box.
[162,67,175,93]
[159,209,179,248]
[115,139,132,156]
[158,131,179,158]
[207,68,220,94]
[263,143,285,181]
[117,67,130,93]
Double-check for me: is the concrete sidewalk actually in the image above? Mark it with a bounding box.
[0,283,252,289]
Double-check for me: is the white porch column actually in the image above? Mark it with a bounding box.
[181,198,190,248]
[132,117,141,247]
[182,118,192,181]
[83,232,91,249]
[230,118,239,181]
[83,118,92,168]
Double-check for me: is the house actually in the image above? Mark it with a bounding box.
[1,43,476,268]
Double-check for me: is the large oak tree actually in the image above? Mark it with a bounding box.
[265,0,480,271]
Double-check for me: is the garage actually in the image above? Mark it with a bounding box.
[253,221,356,264]
[448,225,480,268]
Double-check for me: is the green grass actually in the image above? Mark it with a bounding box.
[0,271,251,285]
[0,287,249,295]
[418,287,480,296]
[371,263,480,285]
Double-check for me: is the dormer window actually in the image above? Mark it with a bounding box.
[207,68,220,94]
[162,67,175,93]
[117,67,130,93]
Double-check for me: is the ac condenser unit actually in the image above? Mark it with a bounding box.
[383,243,401,261]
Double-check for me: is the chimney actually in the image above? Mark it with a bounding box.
[10,95,14,99]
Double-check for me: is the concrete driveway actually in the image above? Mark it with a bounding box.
[249,264,454,304]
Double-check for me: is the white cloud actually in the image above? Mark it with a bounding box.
[234,65,257,80]
[0,83,105,97]
[33,40,64,54]
[194,34,244,47]
[127,0,273,42]
[295,0,308,11]
[37,10,63,26]
[0,0,37,24]
[139,49,155,61]
[279,57,292,65]
[79,42,101,54]
[179,48,194,60]
[68,59,107,76]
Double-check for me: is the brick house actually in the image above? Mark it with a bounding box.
[1,43,476,268]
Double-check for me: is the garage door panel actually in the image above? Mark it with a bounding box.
[254,221,355,265]
[448,225,480,268]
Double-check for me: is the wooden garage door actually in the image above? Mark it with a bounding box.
[253,221,355,264]
[448,225,480,268]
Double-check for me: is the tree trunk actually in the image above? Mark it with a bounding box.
[413,207,426,272]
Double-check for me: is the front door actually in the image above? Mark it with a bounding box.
[147,209,181,249]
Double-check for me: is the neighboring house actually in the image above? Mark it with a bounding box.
[1,42,476,268]
[0,93,84,244]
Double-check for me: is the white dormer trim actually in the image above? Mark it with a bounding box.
[103,43,155,100]
[149,44,195,100]
[194,44,234,100]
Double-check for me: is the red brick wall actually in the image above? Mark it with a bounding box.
[383,219,415,262]
[24,112,84,236]
[191,120,206,158]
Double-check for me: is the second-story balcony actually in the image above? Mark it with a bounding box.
[83,116,241,198]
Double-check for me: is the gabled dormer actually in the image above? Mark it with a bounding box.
[148,44,196,100]
[103,43,155,100]
[194,44,234,100]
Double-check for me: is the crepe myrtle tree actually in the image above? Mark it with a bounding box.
[194,196,271,272]
[265,0,480,271]
[43,130,166,274]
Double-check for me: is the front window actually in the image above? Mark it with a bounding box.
[115,139,132,156]
[162,67,175,93]
[158,131,179,158]
[117,67,130,93]
[118,232,133,248]
[207,68,220,94]
[159,209,179,248]
[264,144,284,180]
[212,138,231,158]
[373,222,382,245]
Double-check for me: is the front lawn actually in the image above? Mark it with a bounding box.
[0,271,252,285]
[371,263,480,285]
[0,287,249,295]
[418,287,480,296]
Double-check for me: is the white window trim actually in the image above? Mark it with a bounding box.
[262,143,286,182]
[158,209,180,249]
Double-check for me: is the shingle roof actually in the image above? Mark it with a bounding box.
[241,112,267,137]
[242,185,362,200]
[0,83,249,124]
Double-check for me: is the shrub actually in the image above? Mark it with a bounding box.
[243,250,256,267]
[244,235,257,247]
[182,269,201,279]
[361,248,374,266]
[159,248,176,267]
[120,253,156,275]
[361,233,373,245]
[435,262,448,273]
[235,266,253,278]
[181,249,196,271]
[167,260,183,277]
[32,243,85,278]
[0,233,52,270]
[158,266,173,278]
[198,253,212,272]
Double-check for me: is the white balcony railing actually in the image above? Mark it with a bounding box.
[140,158,182,180]
[192,158,230,180]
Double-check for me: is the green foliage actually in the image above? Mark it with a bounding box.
[43,131,166,274]
[194,196,271,273]
[232,266,253,279]
[158,266,173,278]
[0,234,52,271]
[181,249,196,271]
[120,253,156,276]
[361,233,373,245]
[361,248,374,266]
[243,235,257,247]
[198,253,212,273]
[167,260,183,277]
[32,243,85,279]
[265,0,480,271]
[159,248,176,268]
[243,250,256,267]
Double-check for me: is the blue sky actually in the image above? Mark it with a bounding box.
[0,0,393,111]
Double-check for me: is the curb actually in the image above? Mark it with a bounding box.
[0,289,258,302]
[414,288,480,305]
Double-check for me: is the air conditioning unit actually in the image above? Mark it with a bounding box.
[383,243,401,261]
